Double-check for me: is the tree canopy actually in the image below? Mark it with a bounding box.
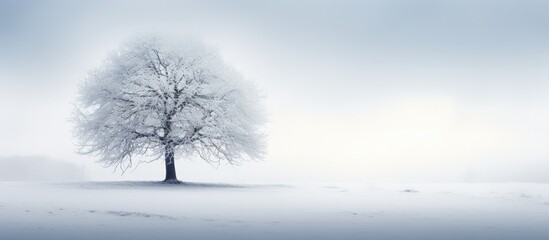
[74,36,266,181]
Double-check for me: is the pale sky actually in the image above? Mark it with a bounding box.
[1,0,549,182]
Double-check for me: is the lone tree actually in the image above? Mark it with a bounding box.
[74,36,266,183]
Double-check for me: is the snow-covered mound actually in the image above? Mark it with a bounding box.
[0,182,548,240]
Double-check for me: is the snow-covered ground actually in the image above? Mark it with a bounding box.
[1,182,548,240]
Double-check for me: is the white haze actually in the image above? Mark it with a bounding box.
[1,0,549,182]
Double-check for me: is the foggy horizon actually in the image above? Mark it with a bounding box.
[1,0,549,183]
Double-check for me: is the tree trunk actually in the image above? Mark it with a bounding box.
[163,144,178,183]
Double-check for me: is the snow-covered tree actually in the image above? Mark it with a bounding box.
[74,36,266,183]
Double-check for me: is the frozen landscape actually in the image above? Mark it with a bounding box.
[1,181,548,240]
[2,1,549,240]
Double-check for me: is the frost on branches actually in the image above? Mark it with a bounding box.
[74,36,266,182]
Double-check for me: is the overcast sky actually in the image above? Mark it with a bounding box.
[1,0,549,182]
